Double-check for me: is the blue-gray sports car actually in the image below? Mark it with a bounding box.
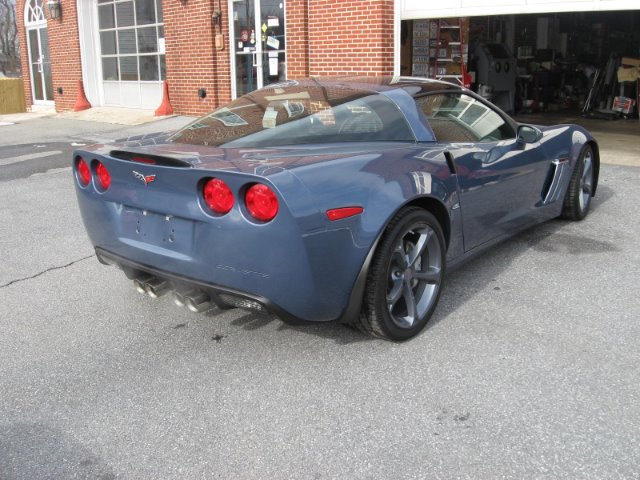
[73,77,599,341]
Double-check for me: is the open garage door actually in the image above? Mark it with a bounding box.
[400,4,640,119]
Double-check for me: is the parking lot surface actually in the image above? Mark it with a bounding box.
[0,115,639,479]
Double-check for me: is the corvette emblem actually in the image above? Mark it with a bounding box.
[133,171,156,186]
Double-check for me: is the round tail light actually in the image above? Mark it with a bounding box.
[96,161,111,190]
[245,184,279,222]
[77,157,91,187]
[203,178,234,214]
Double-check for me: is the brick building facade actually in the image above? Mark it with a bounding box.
[17,0,639,117]
[17,0,395,116]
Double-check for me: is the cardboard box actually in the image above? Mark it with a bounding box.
[621,57,640,67]
[617,66,640,83]
[612,96,636,114]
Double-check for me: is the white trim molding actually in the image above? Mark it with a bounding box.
[400,0,640,19]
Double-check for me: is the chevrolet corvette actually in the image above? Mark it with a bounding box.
[73,77,599,341]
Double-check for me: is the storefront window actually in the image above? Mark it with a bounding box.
[97,0,165,82]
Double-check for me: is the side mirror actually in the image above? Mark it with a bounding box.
[517,125,543,144]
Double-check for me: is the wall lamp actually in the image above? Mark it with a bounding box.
[47,0,62,20]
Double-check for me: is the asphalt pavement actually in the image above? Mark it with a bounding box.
[0,112,639,479]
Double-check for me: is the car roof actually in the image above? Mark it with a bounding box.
[266,76,465,96]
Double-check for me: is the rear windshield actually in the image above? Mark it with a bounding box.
[169,84,415,147]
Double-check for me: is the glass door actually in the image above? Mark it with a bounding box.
[231,0,286,97]
[27,26,54,104]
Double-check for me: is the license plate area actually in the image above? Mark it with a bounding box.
[121,207,194,252]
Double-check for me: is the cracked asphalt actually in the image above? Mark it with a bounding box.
[1,115,639,479]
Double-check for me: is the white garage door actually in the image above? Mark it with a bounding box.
[401,0,640,19]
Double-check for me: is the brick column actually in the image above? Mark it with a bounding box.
[307,0,395,76]
[16,0,31,110]
[286,0,310,78]
[163,0,232,115]
[47,0,84,111]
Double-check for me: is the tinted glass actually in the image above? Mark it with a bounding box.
[102,57,119,81]
[116,1,135,27]
[139,55,159,80]
[417,93,514,142]
[119,56,138,81]
[170,86,415,147]
[135,0,156,24]
[98,4,115,29]
[100,31,117,55]
[118,30,136,54]
[137,27,157,53]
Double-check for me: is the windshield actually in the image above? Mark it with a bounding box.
[169,84,415,147]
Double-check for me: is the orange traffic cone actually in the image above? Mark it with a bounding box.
[155,80,174,116]
[74,80,91,111]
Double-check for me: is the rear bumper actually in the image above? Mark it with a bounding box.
[96,247,304,323]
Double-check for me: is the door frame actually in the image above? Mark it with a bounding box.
[228,0,287,99]
[24,0,54,106]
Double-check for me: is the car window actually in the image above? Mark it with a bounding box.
[169,86,415,147]
[416,93,515,143]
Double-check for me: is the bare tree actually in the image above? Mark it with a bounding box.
[0,0,19,75]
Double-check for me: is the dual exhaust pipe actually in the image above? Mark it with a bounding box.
[133,276,212,313]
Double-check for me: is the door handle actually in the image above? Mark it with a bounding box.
[36,55,43,73]
[252,51,258,68]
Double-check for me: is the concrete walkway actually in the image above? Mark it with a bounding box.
[516,113,640,167]
[0,106,173,127]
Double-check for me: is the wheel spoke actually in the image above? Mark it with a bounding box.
[386,278,403,309]
[413,266,441,284]
[582,156,592,184]
[402,282,417,326]
[407,228,432,267]
[582,184,592,195]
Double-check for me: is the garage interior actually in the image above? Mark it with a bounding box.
[400,11,640,125]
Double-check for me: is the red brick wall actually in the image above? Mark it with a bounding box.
[287,0,395,77]
[16,0,31,110]
[162,0,232,115]
[48,0,84,111]
[286,0,309,78]
[17,0,84,112]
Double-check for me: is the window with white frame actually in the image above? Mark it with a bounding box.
[97,0,165,82]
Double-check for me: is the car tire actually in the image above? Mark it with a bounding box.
[561,144,594,221]
[358,207,446,341]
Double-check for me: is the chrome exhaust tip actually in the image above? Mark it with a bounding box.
[172,287,197,308]
[133,275,154,295]
[184,290,212,313]
[144,277,170,298]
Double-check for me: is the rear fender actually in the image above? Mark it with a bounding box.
[335,185,460,325]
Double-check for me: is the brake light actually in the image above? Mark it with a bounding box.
[245,184,279,222]
[96,161,111,190]
[203,178,234,214]
[326,206,364,221]
[131,156,157,164]
[77,157,91,187]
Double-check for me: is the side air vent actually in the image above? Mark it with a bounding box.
[541,158,569,204]
[110,150,193,167]
[540,162,557,201]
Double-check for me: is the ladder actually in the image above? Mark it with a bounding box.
[428,18,471,88]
